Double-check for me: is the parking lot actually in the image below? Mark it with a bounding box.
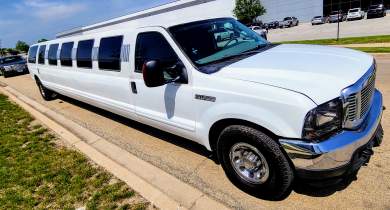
[0,54,389,209]
[268,15,390,42]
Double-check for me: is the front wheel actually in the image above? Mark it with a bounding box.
[36,79,57,101]
[217,125,294,200]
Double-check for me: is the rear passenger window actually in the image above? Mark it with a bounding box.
[135,32,179,73]
[48,44,59,66]
[38,45,46,64]
[60,42,74,67]
[28,46,38,63]
[98,36,123,71]
[77,39,94,68]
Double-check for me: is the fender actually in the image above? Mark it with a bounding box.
[196,100,315,151]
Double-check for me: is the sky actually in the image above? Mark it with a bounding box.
[0,0,174,48]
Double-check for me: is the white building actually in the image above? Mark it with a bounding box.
[57,0,388,38]
[259,0,323,23]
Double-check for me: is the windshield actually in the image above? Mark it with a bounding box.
[349,9,359,12]
[314,16,322,18]
[330,11,340,15]
[1,56,22,64]
[369,5,378,9]
[283,17,292,21]
[169,18,268,67]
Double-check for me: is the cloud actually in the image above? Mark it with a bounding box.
[23,0,86,21]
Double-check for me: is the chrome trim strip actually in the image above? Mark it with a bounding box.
[280,90,382,171]
[341,63,376,129]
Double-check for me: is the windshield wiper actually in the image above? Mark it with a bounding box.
[198,44,271,66]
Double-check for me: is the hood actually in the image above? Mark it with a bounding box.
[214,44,374,105]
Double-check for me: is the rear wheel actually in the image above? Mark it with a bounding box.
[3,71,9,78]
[36,78,57,101]
[217,125,294,200]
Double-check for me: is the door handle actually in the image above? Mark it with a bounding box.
[131,82,137,94]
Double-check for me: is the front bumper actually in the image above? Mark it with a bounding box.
[280,90,383,177]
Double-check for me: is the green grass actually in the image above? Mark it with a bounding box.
[278,35,390,45]
[0,94,150,210]
[348,47,390,53]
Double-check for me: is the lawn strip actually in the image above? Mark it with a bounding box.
[0,94,152,210]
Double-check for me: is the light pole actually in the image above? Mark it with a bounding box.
[337,1,341,41]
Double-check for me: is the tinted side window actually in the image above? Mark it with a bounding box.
[77,39,94,68]
[38,45,46,64]
[60,42,74,67]
[28,46,38,63]
[48,44,59,66]
[135,32,178,73]
[98,36,123,71]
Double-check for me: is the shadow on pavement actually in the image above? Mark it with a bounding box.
[292,172,358,197]
[56,94,216,161]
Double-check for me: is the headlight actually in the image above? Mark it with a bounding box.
[4,66,12,71]
[302,98,343,140]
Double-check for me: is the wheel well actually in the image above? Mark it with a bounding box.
[208,118,279,153]
[34,75,40,82]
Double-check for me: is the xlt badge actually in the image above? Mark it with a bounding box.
[195,94,216,102]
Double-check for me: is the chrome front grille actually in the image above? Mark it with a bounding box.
[345,93,357,121]
[360,71,376,117]
[342,64,376,129]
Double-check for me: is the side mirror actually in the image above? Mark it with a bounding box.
[142,60,165,88]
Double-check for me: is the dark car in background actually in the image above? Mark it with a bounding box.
[328,10,346,23]
[267,21,279,29]
[367,4,387,19]
[0,55,28,78]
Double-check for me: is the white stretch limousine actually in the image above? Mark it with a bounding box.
[27,17,383,199]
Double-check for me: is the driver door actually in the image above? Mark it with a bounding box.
[130,28,196,139]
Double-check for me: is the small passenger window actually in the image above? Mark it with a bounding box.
[38,45,46,64]
[28,46,38,63]
[60,42,74,67]
[135,32,179,74]
[98,36,123,71]
[77,39,94,68]
[48,44,59,66]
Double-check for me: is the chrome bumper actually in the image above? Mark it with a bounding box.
[280,90,383,171]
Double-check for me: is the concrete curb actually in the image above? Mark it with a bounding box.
[0,86,230,210]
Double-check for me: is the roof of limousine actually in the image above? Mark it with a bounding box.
[55,0,234,39]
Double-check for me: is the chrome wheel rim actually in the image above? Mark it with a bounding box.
[229,142,269,184]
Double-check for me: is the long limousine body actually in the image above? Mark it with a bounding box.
[27,17,383,199]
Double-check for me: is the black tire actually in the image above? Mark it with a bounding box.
[217,125,294,200]
[3,71,9,78]
[36,78,57,101]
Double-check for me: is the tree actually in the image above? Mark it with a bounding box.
[37,38,48,43]
[5,48,19,55]
[233,0,266,25]
[15,41,29,53]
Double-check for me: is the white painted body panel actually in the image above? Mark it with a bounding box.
[215,44,374,105]
[27,12,374,151]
